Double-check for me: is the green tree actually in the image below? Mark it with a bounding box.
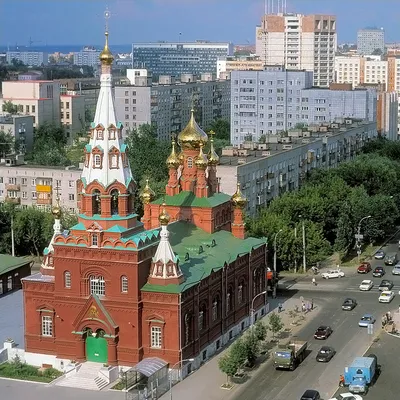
[268,312,284,339]
[2,101,18,114]
[242,333,260,367]
[253,320,268,341]
[207,119,230,141]
[334,202,354,254]
[0,130,14,156]
[230,338,248,368]
[218,354,238,385]
[66,137,88,165]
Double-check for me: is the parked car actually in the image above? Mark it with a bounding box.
[374,250,385,260]
[321,269,345,279]
[372,266,385,277]
[316,346,336,362]
[300,390,321,400]
[359,280,374,291]
[379,279,394,291]
[384,253,398,266]
[314,325,333,339]
[392,264,400,275]
[379,290,395,303]
[328,393,363,400]
[342,298,357,311]
[357,262,371,274]
[359,314,376,327]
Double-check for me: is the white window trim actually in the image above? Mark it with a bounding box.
[41,315,53,337]
[150,326,162,348]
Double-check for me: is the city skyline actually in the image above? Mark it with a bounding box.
[0,0,398,47]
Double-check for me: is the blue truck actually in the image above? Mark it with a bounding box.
[343,356,377,394]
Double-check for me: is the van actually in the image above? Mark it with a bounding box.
[300,390,321,400]
[384,253,398,266]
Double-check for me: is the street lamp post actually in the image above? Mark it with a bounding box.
[273,230,283,299]
[356,215,372,262]
[250,290,267,329]
[169,358,195,400]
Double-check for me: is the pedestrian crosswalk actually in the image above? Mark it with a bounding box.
[346,284,400,293]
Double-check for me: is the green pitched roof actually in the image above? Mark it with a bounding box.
[70,222,86,231]
[0,254,32,275]
[141,221,266,294]
[106,225,128,233]
[120,144,127,153]
[152,191,231,208]
[85,144,92,152]
[78,213,138,221]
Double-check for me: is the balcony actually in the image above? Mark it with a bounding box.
[36,184,52,193]
[5,184,20,191]
[37,197,52,205]
[5,197,20,204]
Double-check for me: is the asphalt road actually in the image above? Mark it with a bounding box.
[232,240,400,400]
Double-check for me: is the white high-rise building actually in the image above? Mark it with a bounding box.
[255,13,337,87]
[357,28,385,56]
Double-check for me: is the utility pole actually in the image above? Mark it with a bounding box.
[294,226,297,273]
[302,221,306,273]
[273,229,282,298]
[11,213,15,257]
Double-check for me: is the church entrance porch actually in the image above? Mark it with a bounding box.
[84,328,108,363]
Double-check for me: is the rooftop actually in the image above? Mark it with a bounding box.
[152,191,231,208]
[0,254,32,276]
[142,221,265,294]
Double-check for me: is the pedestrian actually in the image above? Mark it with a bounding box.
[382,316,386,329]
[302,303,306,313]
[388,311,392,321]
[307,302,311,313]
[278,303,283,313]
[312,277,317,286]
[311,299,314,310]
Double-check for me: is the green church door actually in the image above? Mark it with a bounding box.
[86,335,108,363]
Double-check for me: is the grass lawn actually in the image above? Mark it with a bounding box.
[0,360,62,383]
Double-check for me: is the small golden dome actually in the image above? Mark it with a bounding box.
[140,179,155,205]
[166,139,181,169]
[207,131,219,166]
[159,203,170,226]
[231,182,247,209]
[195,143,208,169]
[99,32,114,65]
[177,109,208,150]
[52,198,62,219]
[178,151,184,165]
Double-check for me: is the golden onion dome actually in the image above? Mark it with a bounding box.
[139,179,155,205]
[178,151,185,165]
[207,130,220,166]
[195,143,208,169]
[159,203,171,226]
[177,109,208,150]
[99,32,114,65]
[166,139,181,169]
[231,182,247,209]
[52,197,62,219]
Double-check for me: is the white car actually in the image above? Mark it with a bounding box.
[378,290,395,303]
[328,393,363,400]
[321,269,345,279]
[359,280,374,291]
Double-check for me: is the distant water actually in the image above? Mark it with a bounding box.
[0,44,132,53]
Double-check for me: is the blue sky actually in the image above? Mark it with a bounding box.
[0,0,399,46]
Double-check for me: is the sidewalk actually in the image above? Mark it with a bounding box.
[160,296,320,400]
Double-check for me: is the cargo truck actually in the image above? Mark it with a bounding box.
[343,356,377,394]
[273,340,307,370]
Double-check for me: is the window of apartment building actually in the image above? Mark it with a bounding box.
[31,178,36,186]
[32,105,36,113]
[66,112,70,119]
[125,114,129,120]
[8,177,17,184]
[32,191,37,199]
[7,191,18,198]
[132,91,136,96]
[125,99,129,104]
[69,194,75,201]
[151,326,162,348]
[132,107,136,112]
[125,106,129,112]
[277,80,284,85]
[21,178,27,185]
[26,105,30,113]
[68,181,74,188]
[41,315,53,337]
[132,99,136,104]
[17,105,23,112]
[22,192,27,199]
[132,115,136,120]
[277,88,284,94]
[66,102,70,109]
[125,91,129,96]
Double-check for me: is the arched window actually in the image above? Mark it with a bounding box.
[92,190,101,214]
[212,296,219,322]
[90,275,105,296]
[121,276,128,293]
[198,303,207,332]
[94,154,101,168]
[111,189,119,215]
[91,234,98,247]
[64,271,71,288]
[184,313,192,345]
[238,280,245,305]
[110,154,119,168]
[226,287,233,313]
[187,157,193,168]
[253,269,262,296]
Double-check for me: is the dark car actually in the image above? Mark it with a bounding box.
[314,325,333,340]
[316,346,336,362]
[357,262,372,274]
[379,279,394,291]
[373,266,385,277]
[300,389,321,400]
[384,253,398,266]
[342,298,357,311]
[375,250,385,260]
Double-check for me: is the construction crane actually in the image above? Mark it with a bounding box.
[28,37,42,47]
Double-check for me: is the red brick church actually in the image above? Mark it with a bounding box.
[22,31,267,375]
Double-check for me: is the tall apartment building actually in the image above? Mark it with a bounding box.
[376,91,398,140]
[0,161,81,212]
[357,28,385,55]
[131,41,233,76]
[114,69,231,140]
[217,57,264,78]
[6,51,48,67]
[0,81,61,127]
[335,55,387,89]
[73,47,101,67]
[0,114,34,153]
[219,119,377,215]
[60,94,85,144]
[230,68,376,146]
[255,13,337,87]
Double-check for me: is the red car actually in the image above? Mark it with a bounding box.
[357,262,372,274]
